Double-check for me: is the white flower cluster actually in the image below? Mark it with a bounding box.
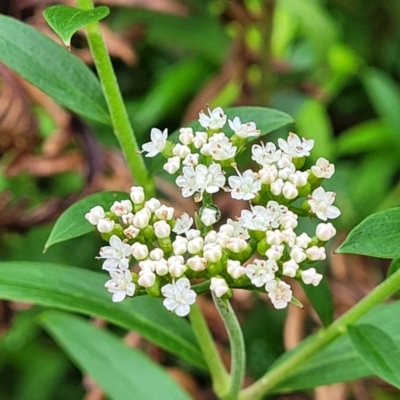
[86,107,340,316]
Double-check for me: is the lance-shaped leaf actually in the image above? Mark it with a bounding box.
[0,14,110,124]
[44,191,127,251]
[44,5,110,48]
[0,262,206,370]
[41,311,191,400]
[336,207,400,258]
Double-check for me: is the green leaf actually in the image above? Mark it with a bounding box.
[41,311,191,400]
[44,5,110,47]
[149,106,294,173]
[0,14,110,125]
[271,301,400,392]
[301,272,333,327]
[44,191,127,251]
[387,257,400,278]
[0,261,206,370]
[348,324,400,389]
[336,207,400,258]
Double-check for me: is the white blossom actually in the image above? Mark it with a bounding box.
[167,255,187,277]
[195,163,226,195]
[176,166,198,197]
[289,245,307,264]
[162,278,197,317]
[201,133,236,161]
[142,127,168,157]
[154,205,174,220]
[85,206,105,225]
[229,169,261,201]
[265,280,292,309]
[240,202,282,231]
[110,200,132,217]
[172,236,188,255]
[105,269,135,302]
[282,181,298,200]
[138,270,156,287]
[182,153,199,167]
[203,243,223,263]
[124,225,140,239]
[149,248,164,261]
[251,142,282,165]
[311,158,335,179]
[308,187,341,221]
[198,107,227,129]
[246,259,278,287]
[145,198,161,212]
[132,208,151,229]
[210,277,229,298]
[306,246,326,261]
[226,218,250,240]
[259,164,278,184]
[173,212,193,234]
[301,268,323,286]
[228,116,260,138]
[278,132,314,158]
[265,245,285,261]
[99,235,131,271]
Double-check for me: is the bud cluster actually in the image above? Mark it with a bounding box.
[86,107,340,316]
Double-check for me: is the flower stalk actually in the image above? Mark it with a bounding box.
[76,0,155,196]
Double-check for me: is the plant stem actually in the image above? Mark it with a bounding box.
[213,293,246,400]
[239,268,400,399]
[76,0,155,196]
[189,302,229,396]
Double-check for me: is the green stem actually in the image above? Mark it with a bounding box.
[76,0,155,196]
[213,293,246,400]
[189,302,229,396]
[239,268,400,399]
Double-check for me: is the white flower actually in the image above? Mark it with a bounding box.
[240,202,282,231]
[229,169,261,201]
[226,218,250,240]
[142,127,168,157]
[200,207,218,226]
[163,156,181,174]
[105,270,135,302]
[198,107,227,129]
[316,222,337,241]
[182,153,199,167]
[246,259,278,287]
[201,133,237,161]
[251,142,282,165]
[195,163,226,195]
[99,235,131,271]
[311,158,335,179]
[278,132,314,158]
[124,225,140,239]
[85,206,105,225]
[301,268,323,286]
[265,280,292,309]
[162,278,197,317]
[110,200,132,217]
[173,212,193,234]
[308,187,341,221]
[228,117,260,138]
[176,166,198,197]
[154,205,174,220]
[210,277,229,298]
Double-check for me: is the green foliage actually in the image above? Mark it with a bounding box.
[40,311,191,400]
[348,324,400,390]
[44,5,110,47]
[44,191,127,251]
[0,14,110,124]
[0,262,206,370]
[336,207,400,258]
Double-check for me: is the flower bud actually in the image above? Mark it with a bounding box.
[306,246,326,261]
[124,225,140,239]
[210,277,229,298]
[186,229,201,240]
[282,182,298,200]
[227,260,246,279]
[97,218,115,233]
[179,127,194,145]
[163,156,180,174]
[205,230,218,243]
[172,236,188,255]
[187,236,204,254]
[311,158,335,179]
[316,222,336,241]
[154,205,174,220]
[259,165,278,184]
[266,230,285,245]
[296,232,312,248]
[173,143,191,158]
[282,259,299,277]
[131,243,149,260]
[168,255,187,277]
[200,207,218,226]
[270,178,284,196]
[155,259,169,276]
[193,131,208,149]
[85,206,105,225]
[290,245,307,263]
[281,212,298,229]
[133,209,151,229]
[154,220,171,239]
[289,171,309,187]
[266,245,284,261]
[130,186,145,204]
[182,153,199,167]
[187,255,207,271]
[301,268,323,286]
[226,237,247,253]
[203,243,222,263]
[138,271,156,287]
[149,248,164,261]
[110,200,132,216]
[145,198,161,212]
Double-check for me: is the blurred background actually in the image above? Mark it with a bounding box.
[1,0,400,399]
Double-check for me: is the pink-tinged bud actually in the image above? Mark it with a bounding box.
[130,186,145,204]
[282,259,299,277]
[138,271,156,287]
[193,131,208,149]
[301,268,323,286]
[85,206,105,225]
[173,143,191,158]
[306,246,326,261]
[290,246,307,263]
[203,243,222,263]
[227,260,246,279]
[182,153,199,167]
[124,225,140,239]
[179,127,194,145]
[187,255,207,272]
[316,222,336,241]
[163,156,180,174]
[145,198,161,212]
[154,205,174,220]
[311,158,335,179]
[187,237,204,254]
[210,277,229,298]
[282,182,298,200]
[149,248,164,261]
[132,209,151,229]
[270,178,284,196]
[110,200,132,216]
[172,236,188,255]
[155,259,168,276]
[226,237,247,253]
[154,220,171,239]
[131,243,149,260]
[97,218,115,233]
[121,212,134,225]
